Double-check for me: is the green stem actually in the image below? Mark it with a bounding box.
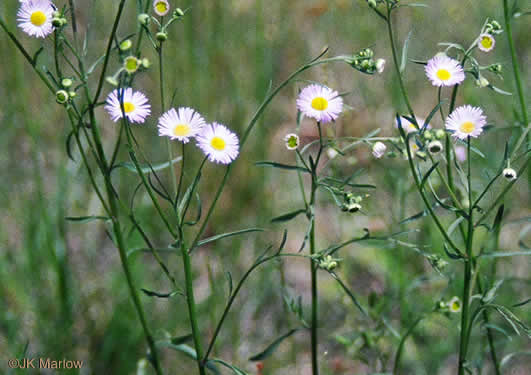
[309,183,319,375]
[503,0,529,129]
[181,240,206,375]
[393,315,425,375]
[458,138,474,375]
[386,5,416,122]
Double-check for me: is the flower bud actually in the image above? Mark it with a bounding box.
[106,76,119,86]
[141,58,151,69]
[61,78,73,88]
[372,142,386,159]
[284,133,299,150]
[375,58,385,73]
[435,129,446,139]
[120,39,133,51]
[475,76,489,88]
[55,90,69,104]
[68,91,76,98]
[138,13,150,25]
[156,32,168,42]
[448,297,462,313]
[124,56,140,74]
[489,63,502,73]
[367,0,377,8]
[428,140,443,155]
[502,167,517,181]
[423,130,434,140]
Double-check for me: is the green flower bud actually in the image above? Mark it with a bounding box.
[106,76,119,86]
[156,32,168,42]
[138,13,150,25]
[56,90,69,104]
[174,8,185,17]
[423,130,433,140]
[141,58,151,69]
[475,76,489,88]
[123,56,140,74]
[61,78,73,88]
[435,129,446,139]
[120,39,133,51]
[68,91,76,98]
[52,17,63,27]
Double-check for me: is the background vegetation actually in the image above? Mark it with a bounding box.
[0,0,529,374]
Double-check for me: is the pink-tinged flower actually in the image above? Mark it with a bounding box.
[105,88,151,124]
[445,105,487,139]
[425,55,465,87]
[158,107,206,143]
[196,123,240,164]
[296,84,343,123]
[17,0,55,38]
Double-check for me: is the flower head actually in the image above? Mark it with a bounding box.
[153,0,170,16]
[196,123,239,164]
[395,116,426,133]
[427,140,443,155]
[448,297,462,313]
[445,105,487,140]
[372,142,386,158]
[296,84,343,123]
[17,0,55,38]
[425,55,465,87]
[284,133,300,150]
[105,88,151,124]
[158,107,206,143]
[477,33,495,52]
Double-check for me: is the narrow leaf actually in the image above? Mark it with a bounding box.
[249,329,300,361]
[271,209,307,223]
[113,156,182,174]
[255,161,310,173]
[400,31,413,73]
[65,215,110,223]
[197,228,264,247]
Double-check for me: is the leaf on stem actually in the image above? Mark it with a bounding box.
[248,328,301,361]
[112,156,182,174]
[255,161,311,173]
[271,209,307,223]
[197,228,265,247]
[65,215,110,223]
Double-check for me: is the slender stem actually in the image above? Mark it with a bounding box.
[309,187,319,375]
[503,0,529,129]
[158,42,178,199]
[386,5,416,122]
[458,138,474,375]
[181,240,206,375]
[393,315,425,375]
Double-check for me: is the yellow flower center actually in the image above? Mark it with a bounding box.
[459,121,475,134]
[30,11,47,27]
[436,69,451,81]
[210,136,226,151]
[155,1,168,14]
[173,124,190,137]
[480,36,493,50]
[311,97,328,111]
[123,102,135,113]
[451,301,461,312]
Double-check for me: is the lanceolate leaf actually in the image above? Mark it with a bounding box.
[197,228,264,247]
[400,30,413,73]
[65,215,110,223]
[158,343,220,374]
[141,289,182,298]
[255,161,310,173]
[112,156,182,174]
[271,209,307,223]
[249,328,301,361]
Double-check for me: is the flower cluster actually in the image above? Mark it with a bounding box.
[345,48,386,75]
[104,89,240,165]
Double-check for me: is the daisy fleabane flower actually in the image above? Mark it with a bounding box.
[296,84,343,123]
[17,0,55,38]
[445,105,487,140]
[153,0,170,16]
[196,123,239,164]
[105,88,151,124]
[425,55,465,87]
[158,107,206,143]
[477,33,495,52]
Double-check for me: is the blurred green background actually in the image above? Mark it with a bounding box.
[0,0,529,374]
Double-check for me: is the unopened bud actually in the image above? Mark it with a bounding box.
[435,129,446,139]
[61,78,73,88]
[56,90,69,104]
[502,168,517,181]
[428,140,443,155]
[138,13,150,25]
[476,76,489,88]
[156,32,168,42]
[120,39,132,51]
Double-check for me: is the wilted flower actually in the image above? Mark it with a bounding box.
[445,105,487,140]
[296,84,343,124]
[502,168,517,181]
[372,141,386,158]
[196,123,240,164]
[425,55,465,87]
